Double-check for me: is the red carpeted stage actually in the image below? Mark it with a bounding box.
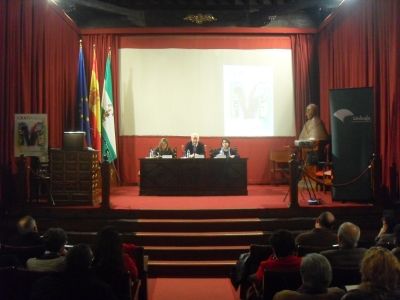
[109,184,372,210]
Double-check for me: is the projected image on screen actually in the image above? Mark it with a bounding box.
[119,48,295,137]
[224,65,273,136]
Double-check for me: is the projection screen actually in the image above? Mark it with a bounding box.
[119,48,295,137]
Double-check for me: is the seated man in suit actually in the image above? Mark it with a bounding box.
[153,138,175,157]
[212,138,239,158]
[321,222,367,269]
[184,133,205,158]
[295,211,337,249]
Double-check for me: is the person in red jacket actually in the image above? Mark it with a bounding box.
[93,226,138,300]
[254,230,301,282]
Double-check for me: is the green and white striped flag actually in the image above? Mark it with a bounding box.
[101,51,117,162]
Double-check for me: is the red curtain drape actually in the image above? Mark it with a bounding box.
[318,0,400,190]
[0,0,80,203]
[290,34,319,135]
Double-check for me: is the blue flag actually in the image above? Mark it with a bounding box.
[77,43,92,147]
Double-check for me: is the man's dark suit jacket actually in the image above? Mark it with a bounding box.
[295,228,337,248]
[320,247,367,269]
[184,142,205,155]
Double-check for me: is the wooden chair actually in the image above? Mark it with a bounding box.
[314,141,332,192]
[270,149,290,185]
[29,157,54,205]
[262,269,302,300]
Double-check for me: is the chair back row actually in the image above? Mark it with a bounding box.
[0,244,45,266]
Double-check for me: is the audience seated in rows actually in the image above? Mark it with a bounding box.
[295,211,337,248]
[342,247,400,300]
[375,214,398,247]
[7,215,43,247]
[26,227,67,272]
[273,253,345,300]
[31,244,117,300]
[320,222,366,269]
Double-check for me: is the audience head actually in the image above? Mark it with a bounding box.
[159,138,169,150]
[17,215,38,234]
[316,211,335,230]
[337,222,360,248]
[66,244,94,273]
[191,133,199,144]
[360,247,400,291]
[301,253,332,291]
[305,103,318,120]
[94,226,124,272]
[270,230,296,258]
[42,227,67,253]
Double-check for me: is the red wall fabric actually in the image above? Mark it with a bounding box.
[318,0,400,188]
[290,34,319,135]
[120,35,292,49]
[0,0,80,201]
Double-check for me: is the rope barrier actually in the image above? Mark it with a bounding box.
[301,157,375,188]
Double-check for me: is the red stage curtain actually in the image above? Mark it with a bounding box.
[318,0,400,188]
[0,0,80,202]
[290,34,319,135]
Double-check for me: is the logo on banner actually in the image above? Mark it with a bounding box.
[333,109,354,123]
[334,109,371,123]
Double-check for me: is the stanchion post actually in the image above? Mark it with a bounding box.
[289,153,299,208]
[101,155,110,209]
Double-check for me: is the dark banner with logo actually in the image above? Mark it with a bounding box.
[329,88,374,201]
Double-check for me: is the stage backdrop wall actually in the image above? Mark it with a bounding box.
[330,87,374,202]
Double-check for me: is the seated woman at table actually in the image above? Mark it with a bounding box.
[212,138,239,158]
[154,138,175,157]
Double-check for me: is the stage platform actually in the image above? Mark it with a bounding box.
[108,184,373,211]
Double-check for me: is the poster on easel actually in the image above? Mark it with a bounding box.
[14,114,48,158]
